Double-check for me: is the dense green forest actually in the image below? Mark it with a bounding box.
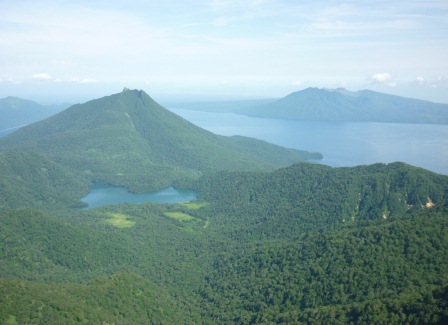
[0,90,447,324]
[1,162,447,324]
[0,151,89,210]
[200,207,448,324]
[0,89,319,192]
[193,162,448,241]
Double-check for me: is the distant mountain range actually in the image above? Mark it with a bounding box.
[171,88,448,124]
[0,96,68,134]
[0,88,319,194]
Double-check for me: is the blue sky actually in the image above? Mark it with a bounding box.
[1,0,447,104]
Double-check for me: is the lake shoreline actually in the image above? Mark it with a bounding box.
[80,184,197,210]
[169,108,448,176]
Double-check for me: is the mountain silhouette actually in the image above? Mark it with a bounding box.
[241,88,448,124]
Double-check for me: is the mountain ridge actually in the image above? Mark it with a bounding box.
[0,96,67,133]
[1,88,447,323]
[241,87,448,123]
[170,87,448,124]
[0,89,319,193]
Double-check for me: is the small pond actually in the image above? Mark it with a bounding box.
[80,184,197,210]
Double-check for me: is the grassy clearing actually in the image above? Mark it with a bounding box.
[179,202,208,210]
[105,213,136,228]
[164,212,195,221]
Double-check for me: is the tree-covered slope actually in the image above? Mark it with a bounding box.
[191,162,448,323]
[1,91,447,324]
[0,206,211,323]
[0,272,196,324]
[0,162,447,323]
[194,162,448,241]
[200,207,448,324]
[241,88,448,124]
[0,89,319,191]
[0,151,89,209]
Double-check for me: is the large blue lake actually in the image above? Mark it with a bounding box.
[169,108,448,175]
[81,184,197,210]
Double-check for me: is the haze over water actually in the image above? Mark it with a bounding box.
[170,108,448,176]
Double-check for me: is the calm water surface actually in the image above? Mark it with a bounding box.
[170,108,448,175]
[81,184,197,210]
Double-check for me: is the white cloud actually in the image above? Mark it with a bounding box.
[32,73,53,81]
[369,73,397,87]
[0,77,22,84]
[1,1,447,102]
[371,72,392,83]
[429,76,447,88]
[414,75,447,88]
[68,78,99,84]
[415,76,425,85]
[80,78,99,84]
[29,74,98,84]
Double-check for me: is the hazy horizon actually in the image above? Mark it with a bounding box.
[1,1,447,104]
[4,85,448,108]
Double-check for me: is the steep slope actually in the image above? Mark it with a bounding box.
[0,88,318,191]
[0,96,66,132]
[0,151,89,209]
[200,207,448,324]
[195,162,448,240]
[242,88,448,124]
[193,162,448,323]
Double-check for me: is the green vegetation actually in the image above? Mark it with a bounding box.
[1,160,447,323]
[0,272,196,324]
[164,211,195,221]
[105,212,136,228]
[0,89,447,323]
[200,208,448,323]
[0,151,89,210]
[180,201,208,210]
[0,89,318,192]
[192,162,448,242]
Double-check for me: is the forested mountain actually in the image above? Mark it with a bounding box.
[172,88,448,124]
[0,96,66,132]
[0,88,319,192]
[0,89,447,324]
[1,160,447,323]
[0,151,88,210]
[194,162,448,240]
[242,88,448,123]
[200,207,448,324]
